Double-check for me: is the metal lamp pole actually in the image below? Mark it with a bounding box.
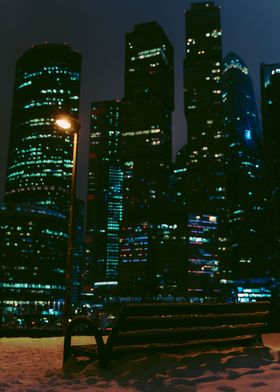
[55,115,80,333]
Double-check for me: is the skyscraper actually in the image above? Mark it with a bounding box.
[223,53,261,148]
[1,43,81,323]
[85,101,123,301]
[5,43,81,215]
[261,63,280,281]
[176,3,269,302]
[119,21,175,298]
[177,1,226,211]
[222,53,269,300]
[122,21,174,216]
[175,2,226,302]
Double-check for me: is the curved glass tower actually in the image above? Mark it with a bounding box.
[1,43,81,324]
[223,52,261,148]
[5,43,81,215]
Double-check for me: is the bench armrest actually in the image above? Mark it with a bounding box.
[63,316,107,367]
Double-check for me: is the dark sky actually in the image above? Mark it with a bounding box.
[1,0,279,202]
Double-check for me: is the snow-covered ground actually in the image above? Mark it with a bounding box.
[1,334,280,391]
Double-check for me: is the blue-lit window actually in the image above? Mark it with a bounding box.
[245,129,252,140]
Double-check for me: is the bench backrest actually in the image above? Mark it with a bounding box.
[107,301,270,349]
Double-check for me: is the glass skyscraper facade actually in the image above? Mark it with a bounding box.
[122,21,174,217]
[184,2,223,145]
[85,101,123,301]
[175,3,269,303]
[223,53,261,149]
[0,204,67,326]
[175,2,226,301]
[5,43,81,215]
[1,43,81,324]
[119,21,175,299]
[222,53,268,287]
[180,1,226,210]
[118,222,149,300]
[261,63,280,283]
[187,214,219,302]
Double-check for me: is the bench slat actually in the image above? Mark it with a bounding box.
[118,312,268,331]
[110,323,264,347]
[122,302,270,317]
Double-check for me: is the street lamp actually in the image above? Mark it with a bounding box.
[55,114,80,332]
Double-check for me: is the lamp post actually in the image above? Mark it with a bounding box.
[55,115,80,332]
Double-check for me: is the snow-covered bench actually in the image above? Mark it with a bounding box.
[63,301,270,369]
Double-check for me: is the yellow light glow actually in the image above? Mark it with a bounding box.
[55,118,72,130]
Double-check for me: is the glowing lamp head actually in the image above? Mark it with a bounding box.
[55,118,72,130]
[55,114,80,134]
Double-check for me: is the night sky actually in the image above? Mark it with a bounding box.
[0,0,279,202]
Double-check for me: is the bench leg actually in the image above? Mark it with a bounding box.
[63,316,108,369]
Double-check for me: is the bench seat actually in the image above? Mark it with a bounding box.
[63,301,270,370]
